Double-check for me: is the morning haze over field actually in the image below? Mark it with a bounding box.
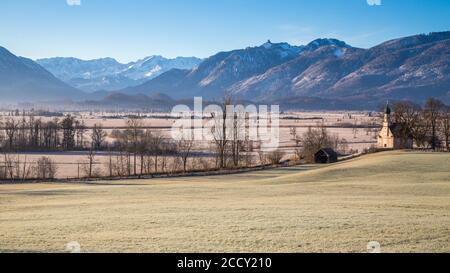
[0,0,449,255]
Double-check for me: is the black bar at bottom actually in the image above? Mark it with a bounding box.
[1,253,445,272]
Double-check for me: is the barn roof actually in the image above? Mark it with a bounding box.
[315,148,338,157]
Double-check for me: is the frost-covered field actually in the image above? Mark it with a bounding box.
[0,111,378,178]
[1,151,449,253]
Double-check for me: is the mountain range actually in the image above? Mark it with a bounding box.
[124,32,450,108]
[0,46,83,103]
[36,56,202,92]
[1,31,449,109]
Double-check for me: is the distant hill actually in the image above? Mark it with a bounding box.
[37,56,202,92]
[82,92,177,111]
[0,46,84,103]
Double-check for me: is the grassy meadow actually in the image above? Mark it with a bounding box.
[0,151,449,253]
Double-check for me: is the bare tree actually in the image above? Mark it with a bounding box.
[107,150,129,178]
[300,123,342,163]
[211,95,232,169]
[414,115,431,148]
[440,105,450,151]
[91,123,107,150]
[290,126,301,146]
[136,130,153,176]
[61,115,76,150]
[75,120,87,149]
[21,155,32,181]
[4,118,19,150]
[107,149,113,177]
[41,119,60,149]
[84,149,97,178]
[424,98,445,150]
[352,119,359,139]
[289,126,303,163]
[3,153,15,181]
[176,137,195,173]
[17,114,27,148]
[337,138,349,155]
[159,140,176,173]
[112,130,132,176]
[1,153,32,182]
[125,117,144,175]
[392,101,422,147]
[148,132,164,173]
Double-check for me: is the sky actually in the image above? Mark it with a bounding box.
[0,0,449,63]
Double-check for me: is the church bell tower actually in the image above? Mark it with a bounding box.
[378,102,394,149]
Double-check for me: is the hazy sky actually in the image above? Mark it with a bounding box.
[1,0,449,62]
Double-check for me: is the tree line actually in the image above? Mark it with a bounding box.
[390,98,450,151]
[0,114,88,151]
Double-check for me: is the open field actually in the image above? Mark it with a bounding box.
[0,111,378,178]
[1,151,449,253]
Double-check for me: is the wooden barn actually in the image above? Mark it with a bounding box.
[314,148,338,164]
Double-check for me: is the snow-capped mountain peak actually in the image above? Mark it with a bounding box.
[37,55,202,92]
[307,38,351,50]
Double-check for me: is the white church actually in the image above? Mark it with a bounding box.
[377,103,413,149]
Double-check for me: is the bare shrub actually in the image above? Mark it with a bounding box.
[337,138,349,155]
[91,123,107,150]
[258,150,268,167]
[33,157,58,180]
[0,153,34,181]
[195,157,214,171]
[242,152,254,168]
[176,138,195,173]
[267,149,285,165]
[81,150,101,178]
[107,152,130,177]
[300,124,343,163]
[171,157,183,174]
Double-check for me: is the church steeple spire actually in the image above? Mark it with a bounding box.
[384,101,391,115]
[383,101,391,126]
